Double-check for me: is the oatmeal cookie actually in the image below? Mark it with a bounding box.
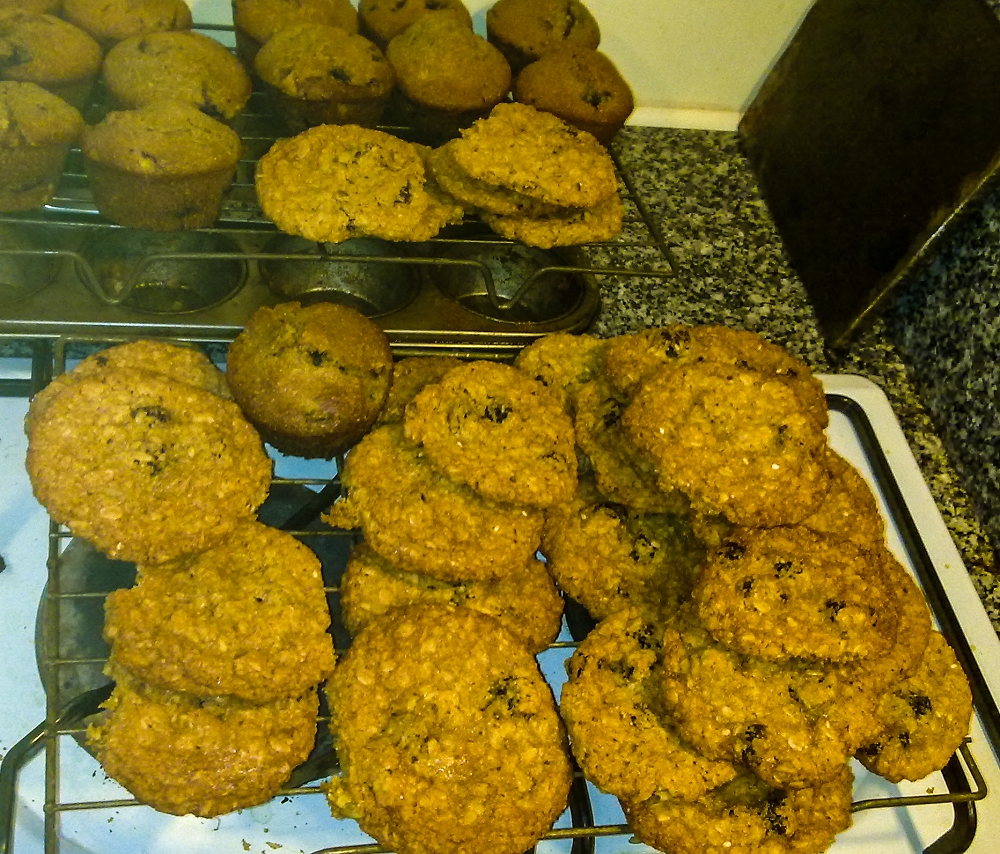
[325,604,572,854]
[574,378,688,514]
[481,192,624,248]
[693,525,899,663]
[339,542,563,653]
[425,141,561,217]
[605,324,828,429]
[513,331,607,415]
[375,355,464,425]
[255,124,464,243]
[857,631,973,783]
[622,764,854,854]
[26,369,271,564]
[660,620,882,788]
[403,360,578,508]
[323,424,544,582]
[541,478,704,622]
[623,360,831,527]
[104,521,335,704]
[800,449,885,550]
[447,102,617,209]
[87,675,318,817]
[25,339,229,436]
[226,301,393,458]
[561,608,737,803]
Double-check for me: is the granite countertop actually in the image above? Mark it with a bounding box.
[593,124,1000,635]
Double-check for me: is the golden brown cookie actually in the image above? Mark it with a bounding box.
[513,332,607,414]
[481,192,623,248]
[403,359,578,508]
[375,355,464,425]
[87,675,318,818]
[26,368,271,564]
[323,423,545,582]
[104,521,335,703]
[325,604,572,854]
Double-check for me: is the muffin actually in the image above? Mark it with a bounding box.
[486,0,600,72]
[61,0,192,51]
[0,81,83,212]
[226,301,394,458]
[82,100,242,231]
[232,0,359,71]
[0,10,102,109]
[102,30,252,122]
[386,11,511,142]
[358,0,472,49]
[514,47,633,144]
[254,23,395,132]
[0,0,61,12]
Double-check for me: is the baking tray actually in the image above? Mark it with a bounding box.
[0,355,998,854]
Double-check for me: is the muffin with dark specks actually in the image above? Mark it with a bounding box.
[231,0,359,71]
[358,0,472,49]
[486,0,600,72]
[61,0,192,51]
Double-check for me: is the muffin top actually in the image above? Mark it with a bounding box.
[387,12,511,112]
[254,23,394,102]
[0,10,102,85]
[514,47,633,135]
[234,0,359,44]
[359,0,472,48]
[486,0,600,70]
[82,100,242,176]
[0,80,83,147]
[103,30,253,121]
[61,0,192,48]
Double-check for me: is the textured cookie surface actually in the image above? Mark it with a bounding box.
[375,355,464,425]
[481,192,623,248]
[513,331,607,414]
[448,102,617,208]
[105,521,335,703]
[87,676,318,817]
[326,604,572,854]
[323,424,544,582]
[404,360,578,507]
[561,608,736,802]
[255,123,463,242]
[27,368,271,564]
[340,542,563,653]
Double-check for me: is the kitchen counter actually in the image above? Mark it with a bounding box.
[589,124,1000,635]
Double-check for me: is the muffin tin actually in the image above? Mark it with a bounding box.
[0,28,676,355]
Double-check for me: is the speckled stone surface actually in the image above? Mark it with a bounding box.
[583,125,1000,637]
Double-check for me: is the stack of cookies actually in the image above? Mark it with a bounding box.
[25,339,336,817]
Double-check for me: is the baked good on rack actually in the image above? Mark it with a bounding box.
[375,355,464,425]
[325,423,545,582]
[0,0,61,12]
[622,359,832,527]
[481,192,623,248]
[25,338,230,435]
[541,476,703,622]
[226,301,393,458]
[62,0,192,50]
[486,0,600,72]
[692,525,900,663]
[856,631,974,783]
[449,102,617,210]
[561,608,738,803]
[0,81,82,212]
[358,0,472,49]
[385,11,511,142]
[255,124,464,243]
[403,359,578,508]
[102,30,252,122]
[513,331,608,414]
[232,0,359,70]
[82,100,242,231]
[514,47,634,145]
[26,367,272,565]
[87,674,318,818]
[104,521,336,704]
[254,24,395,132]
[325,604,573,854]
[339,541,563,653]
[0,10,101,109]
[622,764,854,854]
[800,448,886,549]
